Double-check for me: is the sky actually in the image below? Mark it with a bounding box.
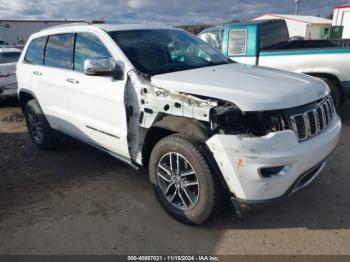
[0,0,348,25]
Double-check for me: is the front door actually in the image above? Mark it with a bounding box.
[65,32,129,159]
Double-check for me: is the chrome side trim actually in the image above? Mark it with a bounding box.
[291,162,326,194]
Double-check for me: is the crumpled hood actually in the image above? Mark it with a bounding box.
[151,63,329,111]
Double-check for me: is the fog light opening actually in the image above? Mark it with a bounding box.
[260,165,290,178]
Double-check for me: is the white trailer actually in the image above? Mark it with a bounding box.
[253,14,332,40]
[333,4,350,39]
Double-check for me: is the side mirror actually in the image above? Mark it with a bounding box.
[84,58,123,79]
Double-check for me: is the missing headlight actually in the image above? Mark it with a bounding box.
[210,104,287,136]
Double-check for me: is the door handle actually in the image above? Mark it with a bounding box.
[33,71,42,76]
[66,78,79,84]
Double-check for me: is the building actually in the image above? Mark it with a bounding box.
[332,4,350,39]
[0,19,104,45]
[253,14,332,40]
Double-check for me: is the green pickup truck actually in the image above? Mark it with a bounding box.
[199,20,350,107]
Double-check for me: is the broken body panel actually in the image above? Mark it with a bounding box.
[125,66,341,209]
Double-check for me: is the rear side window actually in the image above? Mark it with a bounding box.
[259,21,289,49]
[24,37,47,65]
[228,29,247,56]
[0,52,21,64]
[74,33,112,72]
[44,34,74,69]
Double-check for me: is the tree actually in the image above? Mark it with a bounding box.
[326,13,333,20]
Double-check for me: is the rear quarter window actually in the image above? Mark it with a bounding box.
[24,37,47,65]
[259,21,289,49]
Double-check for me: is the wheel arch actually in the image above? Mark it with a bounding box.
[305,73,344,93]
[18,89,36,113]
[141,115,229,191]
[141,114,210,168]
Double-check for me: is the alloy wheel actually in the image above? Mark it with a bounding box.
[157,152,200,211]
[27,109,44,143]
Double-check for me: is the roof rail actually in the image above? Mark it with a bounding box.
[40,20,105,31]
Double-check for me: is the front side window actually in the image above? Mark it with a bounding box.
[44,34,74,69]
[228,29,247,56]
[24,37,47,65]
[74,33,113,73]
[0,52,21,64]
[109,29,231,75]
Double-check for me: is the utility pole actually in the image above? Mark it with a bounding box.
[294,0,300,15]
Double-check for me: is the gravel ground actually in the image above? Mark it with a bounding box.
[0,98,349,255]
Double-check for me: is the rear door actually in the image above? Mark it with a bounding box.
[31,33,75,131]
[65,32,129,158]
[17,37,46,103]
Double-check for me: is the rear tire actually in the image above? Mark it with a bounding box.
[319,77,341,110]
[24,99,56,150]
[149,134,225,225]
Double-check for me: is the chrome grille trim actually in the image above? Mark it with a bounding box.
[290,97,335,142]
[303,113,311,138]
[313,109,320,135]
[325,102,332,124]
[321,105,327,128]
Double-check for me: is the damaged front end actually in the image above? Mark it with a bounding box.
[124,69,340,217]
[209,102,288,137]
[125,67,291,165]
[125,70,217,165]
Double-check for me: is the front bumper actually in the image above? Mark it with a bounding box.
[206,114,341,204]
[230,161,326,217]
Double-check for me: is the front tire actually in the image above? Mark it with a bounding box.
[24,99,56,150]
[149,134,225,225]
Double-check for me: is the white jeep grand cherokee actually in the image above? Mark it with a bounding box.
[16,23,341,224]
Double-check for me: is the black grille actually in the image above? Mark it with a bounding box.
[294,115,306,139]
[308,111,316,134]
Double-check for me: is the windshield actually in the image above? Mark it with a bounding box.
[109,29,232,75]
[0,52,21,64]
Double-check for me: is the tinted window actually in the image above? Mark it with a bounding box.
[259,21,289,49]
[109,29,231,75]
[0,52,21,64]
[228,29,247,55]
[74,33,112,72]
[44,34,74,69]
[24,37,46,65]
